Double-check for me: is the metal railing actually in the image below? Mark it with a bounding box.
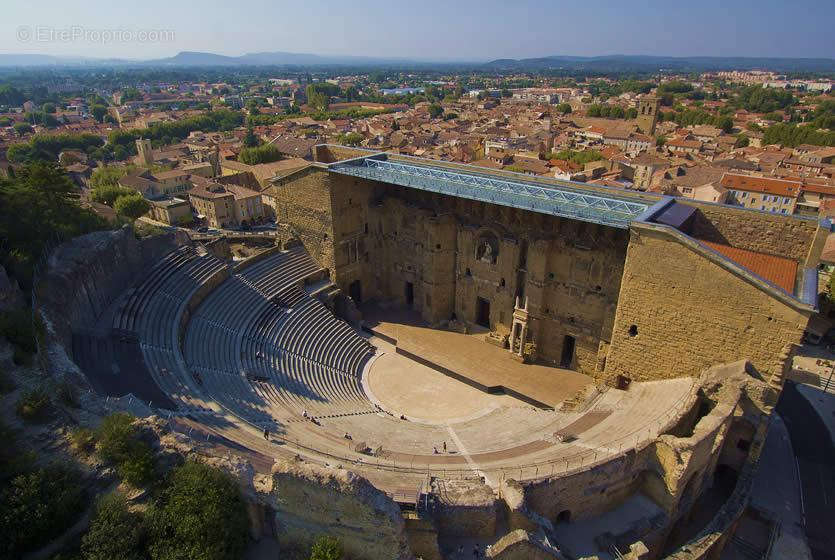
[131,376,698,485]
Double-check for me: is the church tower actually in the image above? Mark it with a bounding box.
[636,96,660,135]
[136,138,153,167]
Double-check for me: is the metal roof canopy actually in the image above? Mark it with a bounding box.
[329,156,651,228]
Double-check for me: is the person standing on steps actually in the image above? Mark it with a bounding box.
[263,427,269,440]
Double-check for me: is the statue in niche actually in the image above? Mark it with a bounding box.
[476,235,498,264]
[480,242,494,263]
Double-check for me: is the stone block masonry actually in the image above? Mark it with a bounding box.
[604,224,813,384]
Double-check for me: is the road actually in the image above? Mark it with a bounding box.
[777,381,835,560]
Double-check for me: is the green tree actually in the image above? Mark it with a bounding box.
[81,493,145,560]
[238,144,281,165]
[734,134,750,148]
[148,462,249,560]
[13,122,32,137]
[556,103,572,115]
[337,132,363,146]
[716,116,734,133]
[121,88,142,102]
[42,102,56,114]
[91,105,108,123]
[33,111,59,127]
[243,123,260,148]
[114,193,151,220]
[310,535,343,560]
[95,413,155,486]
[0,465,85,559]
[428,103,443,119]
[91,184,134,206]
[0,85,25,106]
[0,163,106,289]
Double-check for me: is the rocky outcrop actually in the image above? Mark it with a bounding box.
[38,225,189,345]
[35,226,189,387]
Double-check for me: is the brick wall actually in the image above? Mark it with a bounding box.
[604,225,812,384]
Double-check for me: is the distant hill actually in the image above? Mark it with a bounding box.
[1,51,833,71]
[482,55,835,73]
[0,50,417,68]
[150,50,416,67]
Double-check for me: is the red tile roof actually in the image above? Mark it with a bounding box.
[719,173,801,197]
[700,240,798,293]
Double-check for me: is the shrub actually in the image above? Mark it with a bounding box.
[81,493,145,560]
[69,427,96,453]
[310,536,343,560]
[117,452,155,487]
[16,387,51,422]
[238,144,281,165]
[148,461,249,560]
[310,535,343,560]
[0,465,85,558]
[95,413,155,486]
[56,380,80,408]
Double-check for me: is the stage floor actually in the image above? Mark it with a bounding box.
[360,304,592,409]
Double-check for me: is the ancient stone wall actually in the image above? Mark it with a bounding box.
[604,225,812,384]
[313,145,376,163]
[266,459,413,560]
[683,201,819,262]
[509,365,765,560]
[267,167,336,272]
[356,182,628,370]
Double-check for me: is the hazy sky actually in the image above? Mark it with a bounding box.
[1,0,834,61]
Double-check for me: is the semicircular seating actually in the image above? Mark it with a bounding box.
[110,246,228,412]
[181,246,377,428]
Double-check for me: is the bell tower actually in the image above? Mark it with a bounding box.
[136,138,153,166]
[636,96,660,135]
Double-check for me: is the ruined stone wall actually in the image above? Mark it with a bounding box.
[511,365,763,560]
[271,169,629,371]
[266,460,412,560]
[604,225,812,384]
[268,167,336,273]
[683,202,819,262]
[361,185,628,370]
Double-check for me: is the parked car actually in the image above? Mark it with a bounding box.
[197,226,208,233]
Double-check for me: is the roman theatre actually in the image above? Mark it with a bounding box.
[37,145,827,559]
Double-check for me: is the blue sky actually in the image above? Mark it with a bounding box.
[1,0,833,61]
